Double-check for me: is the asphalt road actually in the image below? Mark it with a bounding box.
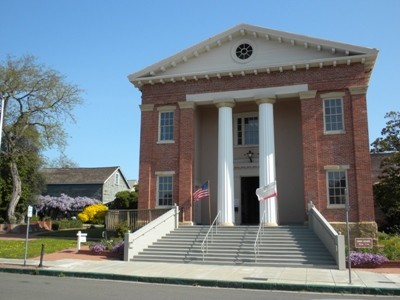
[0,272,397,300]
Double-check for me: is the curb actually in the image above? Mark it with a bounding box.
[0,267,399,296]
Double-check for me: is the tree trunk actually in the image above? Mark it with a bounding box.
[7,160,22,224]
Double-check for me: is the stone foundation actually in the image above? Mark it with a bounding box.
[330,221,378,248]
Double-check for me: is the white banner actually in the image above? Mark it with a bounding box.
[256,181,277,202]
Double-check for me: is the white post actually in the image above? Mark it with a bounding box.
[76,231,87,251]
[174,204,179,228]
[216,101,235,226]
[257,99,278,226]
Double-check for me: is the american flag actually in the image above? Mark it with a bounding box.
[256,181,277,202]
[193,181,209,201]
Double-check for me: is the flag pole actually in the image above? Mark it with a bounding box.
[207,180,211,225]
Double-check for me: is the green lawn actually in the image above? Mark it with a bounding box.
[37,227,105,240]
[0,238,77,259]
[0,228,106,259]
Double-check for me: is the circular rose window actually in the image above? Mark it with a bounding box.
[231,40,255,63]
[235,43,253,60]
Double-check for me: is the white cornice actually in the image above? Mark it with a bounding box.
[128,24,378,88]
[186,84,308,104]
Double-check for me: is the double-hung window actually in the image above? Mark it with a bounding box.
[323,97,344,133]
[156,173,173,206]
[158,110,174,142]
[235,114,259,145]
[115,173,120,186]
[325,166,349,207]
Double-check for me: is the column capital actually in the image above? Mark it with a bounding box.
[178,101,195,109]
[349,85,368,95]
[140,104,154,112]
[299,90,317,100]
[214,100,235,108]
[256,98,275,105]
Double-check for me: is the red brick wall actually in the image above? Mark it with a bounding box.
[138,63,374,223]
[178,106,195,222]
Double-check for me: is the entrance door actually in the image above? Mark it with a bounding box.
[241,177,260,225]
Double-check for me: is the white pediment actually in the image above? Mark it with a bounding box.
[128,24,378,87]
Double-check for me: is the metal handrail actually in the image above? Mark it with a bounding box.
[254,210,266,263]
[201,211,221,261]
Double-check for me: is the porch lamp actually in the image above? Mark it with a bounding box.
[246,150,254,163]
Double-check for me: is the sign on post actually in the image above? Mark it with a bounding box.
[27,205,33,218]
[24,205,33,266]
[76,231,88,250]
[355,238,373,249]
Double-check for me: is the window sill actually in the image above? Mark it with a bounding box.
[157,140,175,144]
[324,130,346,135]
[327,205,346,209]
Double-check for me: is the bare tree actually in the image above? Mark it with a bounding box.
[0,55,83,223]
[45,153,79,168]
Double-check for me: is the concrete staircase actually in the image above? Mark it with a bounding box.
[131,225,336,268]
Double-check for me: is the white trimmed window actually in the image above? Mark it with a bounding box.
[235,113,259,146]
[325,166,348,208]
[156,173,173,206]
[323,98,344,133]
[115,173,120,185]
[158,111,174,142]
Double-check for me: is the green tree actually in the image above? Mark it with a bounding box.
[108,190,138,209]
[371,111,400,233]
[0,127,45,222]
[0,55,82,223]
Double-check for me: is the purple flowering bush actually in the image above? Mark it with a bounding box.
[89,239,124,258]
[347,252,388,267]
[89,242,107,254]
[111,241,124,256]
[36,194,101,219]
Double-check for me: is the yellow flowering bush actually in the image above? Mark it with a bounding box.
[77,203,108,224]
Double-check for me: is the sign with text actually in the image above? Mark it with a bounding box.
[27,205,33,218]
[354,238,373,249]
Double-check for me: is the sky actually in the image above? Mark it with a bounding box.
[0,0,399,180]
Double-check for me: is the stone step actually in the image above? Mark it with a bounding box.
[131,225,336,267]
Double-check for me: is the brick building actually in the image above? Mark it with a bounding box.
[128,24,378,231]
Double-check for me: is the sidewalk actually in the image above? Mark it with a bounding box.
[0,246,399,296]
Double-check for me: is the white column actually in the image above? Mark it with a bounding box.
[216,101,235,226]
[257,98,278,226]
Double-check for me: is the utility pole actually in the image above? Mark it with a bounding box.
[345,188,352,284]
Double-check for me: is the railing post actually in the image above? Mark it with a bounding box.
[174,204,179,229]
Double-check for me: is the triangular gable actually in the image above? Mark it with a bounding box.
[104,167,131,189]
[128,23,378,88]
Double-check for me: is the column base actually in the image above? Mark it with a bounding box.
[263,222,278,227]
[219,222,235,226]
[179,221,194,226]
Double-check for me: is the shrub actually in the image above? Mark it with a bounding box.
[89,239,124,257]
[111,241,124,256]
[107,190,138,209]
[36,194,101,220]
[347,252,388,267]
[378,232,400,260]
[52,218,83,230]
[30,216,40,222]
[114,221,130,239]
[89,242,107,254]
[77,203,108,224]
